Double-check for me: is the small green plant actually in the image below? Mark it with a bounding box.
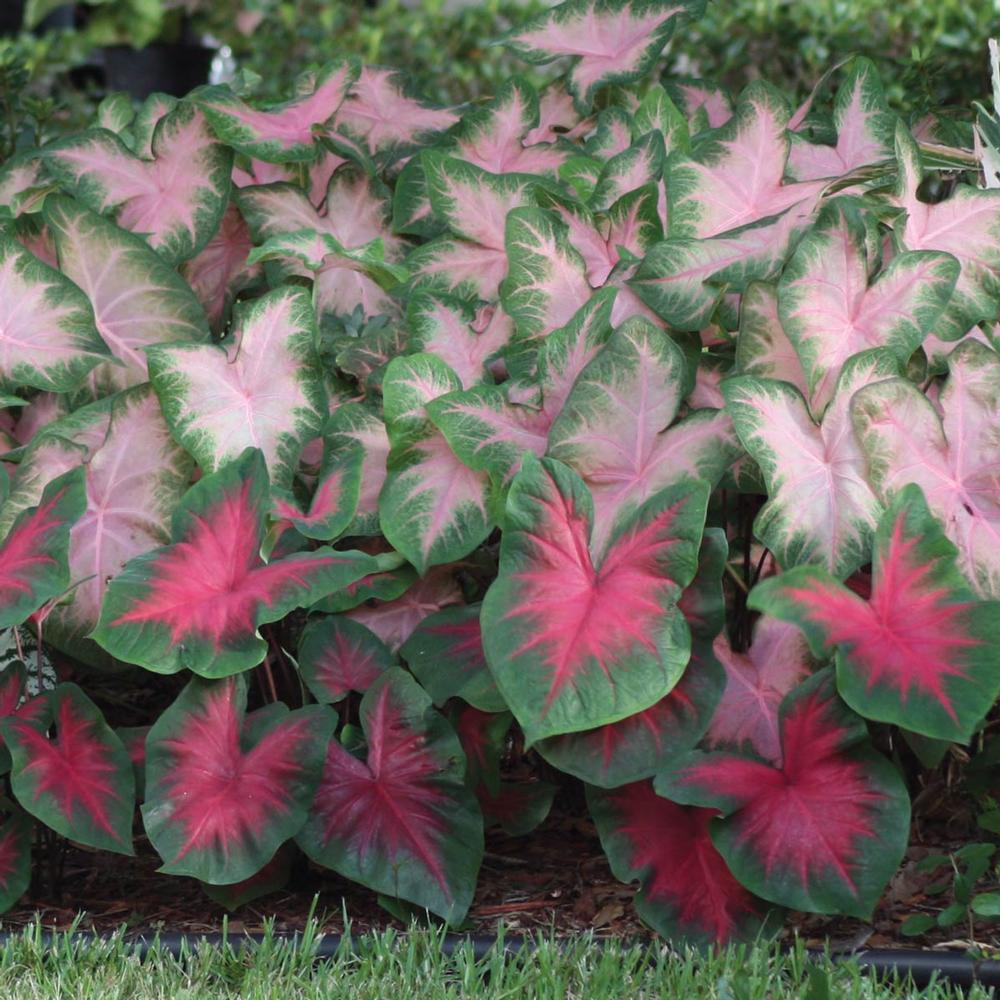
[901,843,1000,939]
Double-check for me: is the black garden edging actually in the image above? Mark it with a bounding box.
[3,930,1000,990]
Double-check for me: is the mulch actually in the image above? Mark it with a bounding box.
[5,804,999,953]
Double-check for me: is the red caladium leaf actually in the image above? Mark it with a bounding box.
[45,101,232,264]
[786,58,896,181]
[400,603,507,714]
[678,528,729,641]
[547,317,739,555]
[504,0,703,112]
[482,454,708,743]
[0,809,30,915]
[536,642,724,787]
[270,438,363,542]
[589,780,774,946]
[344,566,462,651]
[297,615,394,704]
[478,780,557,836]
[143,674,335,884]
[450,704,512,795]
[0,466,85,630]
[852,340,1000,599]
[0,662,27,774]
[333,66,458,159]
[297,668,484,926]
[201,843,294,911]
[2,683,134,855]
[180,202,261,332]
[199,60,358,162]
[92,448,382,678]
[893,125,1000,339]
[722,351,896,579]
[147,284,327,489]
[655,670,910,918]
[667,82,826,239]
[0,230,110,392]
[777,197,957,413]
[45,194,211,395]
[706,617,812,763]
[379,354,491,574]
[750,486,1000,743]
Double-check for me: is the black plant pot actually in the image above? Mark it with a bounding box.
[101,42,215,100]
[0,1,74,36]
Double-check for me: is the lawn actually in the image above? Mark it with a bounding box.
[0,919,993,1000]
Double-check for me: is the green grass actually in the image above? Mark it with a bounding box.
[0,917,992,1000]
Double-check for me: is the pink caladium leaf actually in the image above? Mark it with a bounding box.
[325,402,390,536]
[666,77,733,129]
[655,670,910,918]
[893,125,1000,339]
[2,683,134,854]
[43,387,192,664]
[238,173,403,320]
[501,207,592,344]
[631,198,820,332]
[297,668,483,926]
[0,152,53,218]
[0,466,85,630]
[333,66,458,159]
[786,58,896,181]
[547,318,739,555]
[143,674,335,884]
[427,382,551,485]
[297,615,394,704]
[778,197,958,413]
[589,780,774,946]
[400,603,507,714]
[536,642,724,786]
[407,154,543,302]
[180,202,261,332]
[344,566,462,651]
[591,130,666,210]
[45,101,233,264]
[0,809,31,915]
[0,396,112,537]
[446,76,569,177]
[750,486,1000,743]
[668,82,826,239]
[706,617,813,763]
[734,282,810,399]
[147,285,327,489]
[852,341,1000,599]
[92,448,382,678]
[504,0,703,111]
[378,354,491,574]
[271,438,363,542]
[0,231,110,392]
[406,295,513,390]
[45,195,211,394]
[481,454,708,743]
[199,60,359,162]
[723,351,899,578]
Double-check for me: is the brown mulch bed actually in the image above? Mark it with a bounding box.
[5,806,999,953]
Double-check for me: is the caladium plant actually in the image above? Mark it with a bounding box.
[0,0,999,947]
